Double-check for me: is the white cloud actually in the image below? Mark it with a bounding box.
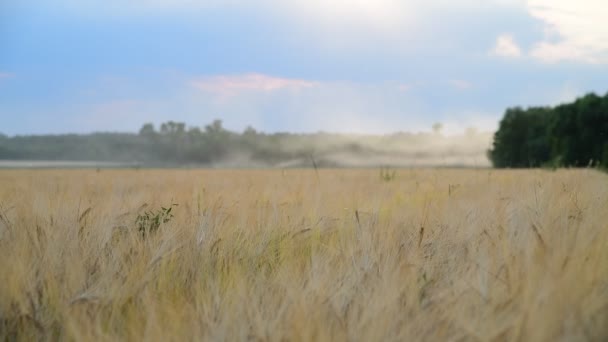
[284,0,417,32]
[526,0,608,64]
[489,1,608,64]
[184,75,483,134]
[39,0,523,37]
[191,73,318,100]
[446,79,473,90]
[529,41,596,64]
[70,80,425,134]
[491,34,522,58]
[22,0,538,61]
[398,84,413,92]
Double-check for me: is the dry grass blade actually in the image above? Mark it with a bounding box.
[0,168,605,341]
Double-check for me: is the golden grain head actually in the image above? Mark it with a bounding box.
[0,168,606,341]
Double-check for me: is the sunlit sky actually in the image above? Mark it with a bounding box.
[1,0,607,135]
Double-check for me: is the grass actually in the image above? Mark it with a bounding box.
[0,168,607,341]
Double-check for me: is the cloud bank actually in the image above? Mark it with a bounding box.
[491,34,523,58]
[527,0,608,64]
[2,0,607,136]
[191,74,318,100]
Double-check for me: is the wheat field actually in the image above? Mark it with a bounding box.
[0,169,607,341]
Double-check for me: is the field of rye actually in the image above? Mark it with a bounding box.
[0,169,607,341]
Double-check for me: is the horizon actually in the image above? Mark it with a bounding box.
[0,119,495,138]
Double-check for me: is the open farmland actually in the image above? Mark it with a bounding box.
[0,169,607,341]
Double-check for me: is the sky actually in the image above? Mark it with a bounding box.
[0,0,607,136]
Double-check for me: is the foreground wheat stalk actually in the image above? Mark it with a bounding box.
[0,169,606,341]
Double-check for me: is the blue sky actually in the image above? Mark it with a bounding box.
[0,0,607,135]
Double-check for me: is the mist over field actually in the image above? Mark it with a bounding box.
[0,123,493,168]
[240,132,493,168]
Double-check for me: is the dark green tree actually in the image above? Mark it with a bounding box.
[491,91,608,168]
[489,107,550,167]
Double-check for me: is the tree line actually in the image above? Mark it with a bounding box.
[7,89,606,169]
[0,120,491,167]
[0,120,293,165]
[489,92,608,168]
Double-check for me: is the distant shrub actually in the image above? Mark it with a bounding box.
[380,167,397,182]
[136,204,177,238]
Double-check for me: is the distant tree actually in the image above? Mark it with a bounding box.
[188,126,202,136]
[139,123,156,136]
[205,119,224,134]
[160,123,168,135]
[432,123,443,134]
[243,125,257,136]
[160,121,186,136]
